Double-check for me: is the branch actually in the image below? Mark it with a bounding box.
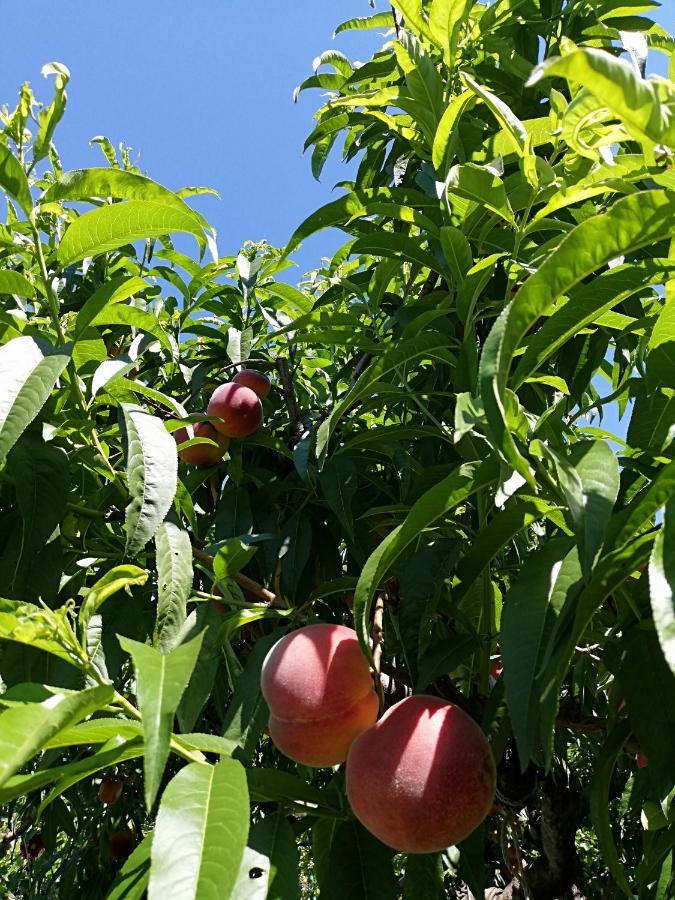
[275,356,303,447]
[371,592,386,712]
[191,546,286,609]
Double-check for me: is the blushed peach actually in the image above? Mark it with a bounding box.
[346,694,496,853]
[207,382,263,439]
[233,368,271,399]
[174,421,230,467]
[260,624,378,767]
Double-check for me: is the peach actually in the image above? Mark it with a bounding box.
[233,368,271,399]
[260,624,378,767]
[174,421,230,467]
[98,777,123,805]
[346,694,496,853]
[207,382,263,439]
[637,752,649,769]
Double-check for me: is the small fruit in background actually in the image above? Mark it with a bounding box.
[637,752,649,769]
[98,777,124,805]
[20,834,45,860]
[207,382,263,438]
[174,421,230,467]
[346,694,496,853]
[260,623,379,767]
[233,368,271,399]
[109,829,135,862]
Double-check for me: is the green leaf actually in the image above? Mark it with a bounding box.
[213,538,258,581]
[33,62,70,163]
[122,404,178,557]
[73,275,149,342]
[279,513,312,601]
[351,232,444,274]
[118,632,205,809]
[501,539,576,764]
[479,191,675,479]
[44,166,209,233]
[529,47,675,148]
[319,456,359,540]
[571,441,620,578]
[233,814,299,900]
[429,0,473,65]
[354,458,498,662]
[649,500,675,676]
[403,853,444,900]
[591,723,643,900]
[106,831,153,900]
[79,564,148,636]
[439,225,472,287]
[0,142,32,215]
[334,12,394,35]
[0,271,36,298]
[0,335,70,464]
[432,90,474,174]
[317,332,456,462]
[461,71,527,155]
[57,200,206,268]
[0,685,113,787]
[317,819,397,900]
[148,759,249,900]
[155,522,193,653]
[446,163,515,225]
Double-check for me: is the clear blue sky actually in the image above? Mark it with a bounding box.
[2,1,673,441]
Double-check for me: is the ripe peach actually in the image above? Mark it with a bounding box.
[98,777,123,805]
[174,421,230,466]
[109,829,135,862]
[637,752,649,769]
[260,624,379,767]
[346,694,496,853]
[233,368,271,399]
[207,382,263,439]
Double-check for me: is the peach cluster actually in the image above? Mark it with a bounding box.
[260,624,496,853]
[174,369,270,467]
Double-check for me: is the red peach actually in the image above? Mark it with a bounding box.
[98,777,123,805]
[637,752,649,769]
[260,624,379,767]
[233,368,271,399]
[20,834,44,860]
[207,382,263,439]
[109,829,135,862]
[175,421,230,467]
[346,694,496,853]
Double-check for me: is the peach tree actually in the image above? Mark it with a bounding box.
[0,1,674,897]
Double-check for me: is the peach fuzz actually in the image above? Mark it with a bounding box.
[233,368,271,399]
[174,421,230,467]
[260,624,378,767]
[346,694,496,853]
[207,382,263,439]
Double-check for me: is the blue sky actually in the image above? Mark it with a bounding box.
[2,1,673,441]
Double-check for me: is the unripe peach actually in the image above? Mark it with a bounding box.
[233,368,271,399]
[175,421,230,466]
[346,694,496,853]
[207,382,263,439]
[260,624,379,767]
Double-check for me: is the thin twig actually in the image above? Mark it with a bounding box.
[275,356,303,447]
[371,592,386,713]
[191,546,285,609]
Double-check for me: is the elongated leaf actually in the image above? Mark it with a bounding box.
[429,0,473,64]
[446,163,515,224]
[79,564,148,635]
[479,191,675,478]
[123,404,178,556]
[649,500,675,675]
[118,632,205,809]
[44,166,209,231]
[0,143,32,215]
[73,275,149,342]
[318,819,397,900]
[334,12,394,35]
[0,335,70,463]
[461,70,527,154]
[33,62,70,163]
[0,685,113,787]
[58,200,206,268]
[501,539,575,763]
[0,271,36,298]
[403,853,444,900]
[432,90,474,174]
[233,814,299,900]
[354,458,498,661]
[529,47,675,148]
[155,522,193,653]
[148,759,249,900]
[317,332,456,462]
